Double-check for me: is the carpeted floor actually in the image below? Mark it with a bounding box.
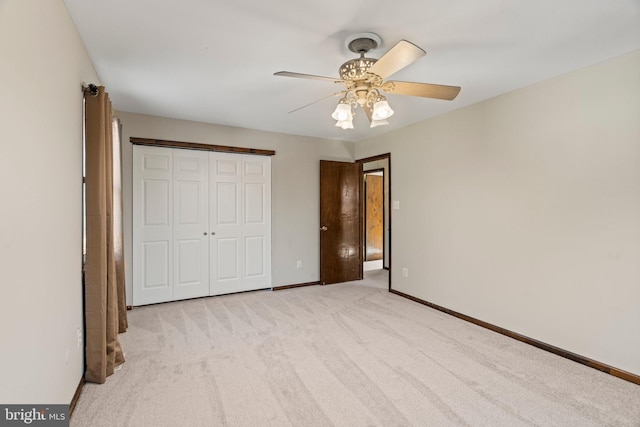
[71,271,640,426]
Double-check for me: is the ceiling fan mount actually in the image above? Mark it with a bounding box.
[274,33,461,129]
[345,33,381,55]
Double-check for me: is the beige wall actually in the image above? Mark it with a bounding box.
[2,1,636,406]
[0,0,100,403]
[117,111,354,303]
[356,49,640,375]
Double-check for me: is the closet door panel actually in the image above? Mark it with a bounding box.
[209,154,242,295]
[244,235,265,277]
[143,180,170,225]
[242,155,271,290]
[173,150,210,301]
[142,241,170,288]
[216,237,240,280]
[133,146,173,305]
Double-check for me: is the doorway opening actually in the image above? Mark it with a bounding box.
[358,154,391,291]
[364,169,384,263]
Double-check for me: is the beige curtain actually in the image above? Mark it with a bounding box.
[84,86,127,384]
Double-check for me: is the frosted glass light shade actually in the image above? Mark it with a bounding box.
[372,100,394,120]
[335,119,354,129]
[331,103,353,121]
[370,119,389,128]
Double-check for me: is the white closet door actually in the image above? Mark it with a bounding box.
[209,153,243,295]
[134,146,272,304]
[173,150,209,301]
[242,155,271,291]
[133,145,173,305]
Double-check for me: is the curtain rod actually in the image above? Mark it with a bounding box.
[82,83,99,97]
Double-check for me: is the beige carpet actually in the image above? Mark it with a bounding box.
[72,273,640,426]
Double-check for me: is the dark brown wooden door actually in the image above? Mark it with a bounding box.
[365,174,384,261]
[320,160,363,285]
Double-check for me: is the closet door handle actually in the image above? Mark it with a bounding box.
[203,232,207,235]
[211,232,216,235]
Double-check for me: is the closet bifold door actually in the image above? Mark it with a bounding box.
[240,154,271,292]
[133,145,272,305]
[132,146,209,305]
[132,145,173,305]
[209,153,271,296]
[172,149,210,301]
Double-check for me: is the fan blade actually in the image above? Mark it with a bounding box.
[385,81,461,100]
[367,40,426,80]
[288,91,346,114]
[274,71,344,84]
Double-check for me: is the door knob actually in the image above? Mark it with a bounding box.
[320,226,328,231]
[203,232,207,235]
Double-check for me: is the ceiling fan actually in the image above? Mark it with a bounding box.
[274,33,461,129]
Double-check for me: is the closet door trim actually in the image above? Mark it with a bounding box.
[131,137,276,157]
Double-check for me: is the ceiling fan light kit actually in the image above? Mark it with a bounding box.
[335,119,354,130]
[371,99,394,120]
[370,119,389,128]
[331,103,353,121]
[275,33,461,130]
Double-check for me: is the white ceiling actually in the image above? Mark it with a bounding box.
[64,0,640,142]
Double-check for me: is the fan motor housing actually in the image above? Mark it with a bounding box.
[339,57,377,81]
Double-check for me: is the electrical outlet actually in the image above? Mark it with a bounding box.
[402,268,409,278]
[296,260,303,269]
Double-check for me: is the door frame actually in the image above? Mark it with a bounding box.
[357,153,391,291]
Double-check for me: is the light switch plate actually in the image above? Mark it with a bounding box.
[393,200,400,210]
